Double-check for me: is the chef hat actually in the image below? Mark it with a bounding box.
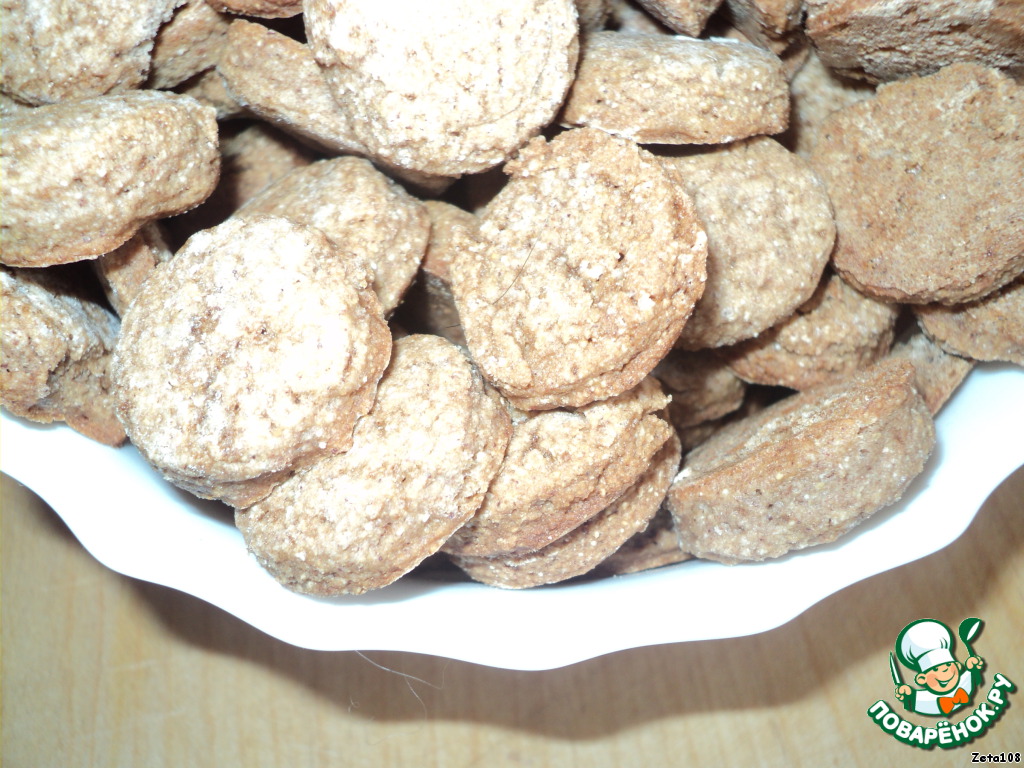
[896,619,956,673]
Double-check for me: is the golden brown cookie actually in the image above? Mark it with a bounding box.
[666,359,935,563]
[662,137,835,350]
[444,377,672,557]
[113,215,391,507]
[725,0,804,55]
[452,431,681,588]
[236,157,430,314]
[2,267,125,446]
[722,272,900,390]
[653,349,746,430]
[805,0,1024,84]
[1,0,183,105]
[450,128,708,410]
[94,223,174,316]
[304,0,579,175]
[888,322,975,414]
[562,32,790,144]
[148,0,231,90]
[811,63,1024,305]
[915,275,1024,366]
[235,334,513,596]
[2,91,219,267]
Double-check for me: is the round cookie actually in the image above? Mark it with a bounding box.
[453,431,681,589]
[94,223,174,316]
[2,91,219,267]
[887,322,974,414]
[810,63,1024,305]
[235,334,513,596]
[722,271,900,390]
[915,275,1024,366]
[662,136,835,350]
[666,359,935,563]
[113,215,391,508]
[444,377,672,558]
[653,349,746,430]
[450,128,708,410]
[303,0,579,175]
[236,157,430,314]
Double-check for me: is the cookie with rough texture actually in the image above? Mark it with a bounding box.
[915,275,1024,365]
[562,32,790,144]
[723,272,900,390]
[667,359,935,563]
[811,63,1024,305]
[662,137,835,349]
[654,349,746,429]
[596,505,692,575]
[175,68,247,119]
[304,0,579,175]
[453,431,681,588]
[148,0,231,90]
[444,377,672,557]
[608,0,673,33]
[888,322,974,414]
[236,157,429,314]
[2,91,219,267]
[235,334,513,596]
[217,19,454,193]
[208,0,302,17]
[633,0,723,35]
[576,0,612,31]
[113,215,391,507]
[2,267,125,446]
[450,129,708,410]
[94,223,174,316]
[725,0,804,54]
[0,0,183,105]
[806,0,1024,84]
[782,51,875,157]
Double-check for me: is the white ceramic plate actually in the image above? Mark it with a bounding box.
[3,363,1023,670]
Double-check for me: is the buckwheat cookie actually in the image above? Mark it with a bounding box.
[632,0,723,36]
[217,19,454,193]
[596,505,692,575]
[236,157,429,314]
[1,267,125,446]
[94,223,174,316]
[175,69,247,119]
[235,334,513,596]
[811,63,1024,305]
[806,0,1024,84]
[450,128,708,410]
[444,377,672,557]
[666,359,935,563]
[113,215,391,508]
[725,0,804,54]
[453,431,681,588]
[2,91,219,267]
[653,349,746,429]
[723,272,900,390]
[0,0,183,105]
[562,33,790,144]
[888,322,974,414]
[303,0,579,175]
[661,137,835,350]
[148,0,231,90]
[915,275,1024,366]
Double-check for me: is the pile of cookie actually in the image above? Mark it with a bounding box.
[3,0,1022,593]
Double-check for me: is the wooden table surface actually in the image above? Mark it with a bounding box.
[3,466,1022,768]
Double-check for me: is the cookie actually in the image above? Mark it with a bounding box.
[595,505,693,575]
[915,275,1024,366]
[724,0,804,54]
[304,0,579,175]
[453,431,681,588]
[443,377,672,557]
[723,272,900,390]
[653,349,746,429]
[561,32,790,144]
[148,0,230,90]
[888,321,975,414]
[662,137,835,349]
[94,222,174,316]
[450,128,708,410]
[208,0,302,17]
[810,63,1024,305]
[1,267,125,446]
[2,91,219,267]
[236,157,430,314]
[1,0,182,105]
[666,359,935,563]
[632,0,723,36]
[113,215,391,507]
[806,0,1024,84]
[235,334,513,596]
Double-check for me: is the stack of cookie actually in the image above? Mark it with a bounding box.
[2,0,1021,592]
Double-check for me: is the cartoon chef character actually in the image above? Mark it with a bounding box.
[894,619,985,716]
